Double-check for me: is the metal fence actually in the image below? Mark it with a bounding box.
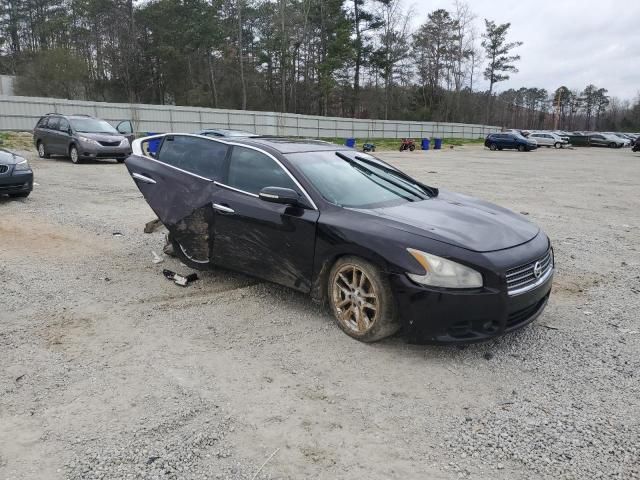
[0,94,500,139]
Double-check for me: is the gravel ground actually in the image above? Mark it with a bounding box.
[1,144,639,479]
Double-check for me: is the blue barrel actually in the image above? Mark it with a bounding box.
[146,132,161,154]
[434,138,443,150]
[345,138,356,148]
[421,138,430,150]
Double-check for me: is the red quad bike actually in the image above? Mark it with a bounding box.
[400,138,416,152]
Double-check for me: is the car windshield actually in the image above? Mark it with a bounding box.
[70,118,118,134]
[287,150,431,208]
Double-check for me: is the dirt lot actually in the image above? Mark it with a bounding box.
[1,144,639,479]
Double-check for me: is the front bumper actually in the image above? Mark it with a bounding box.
[0,168,33,194]
[391,267,553,344]
[78,142,132,160]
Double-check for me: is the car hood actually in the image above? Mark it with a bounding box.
[77,132,126,142]
[354,190,540,253]
[0,148,24,165]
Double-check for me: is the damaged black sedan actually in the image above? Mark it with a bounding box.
[125,135,553,343]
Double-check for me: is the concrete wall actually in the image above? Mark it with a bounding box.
[0,94,500,139]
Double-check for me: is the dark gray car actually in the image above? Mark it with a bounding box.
[33,114,134,164]
[0,148,33,198]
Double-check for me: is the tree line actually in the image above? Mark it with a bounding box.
[1,0,639,131]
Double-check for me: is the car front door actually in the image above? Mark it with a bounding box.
[125,134,229,263]
[590,135,604,146]
[115,120,136,145]
[211,145,320,292]
[57,117,72,156]
[505,134,517,149]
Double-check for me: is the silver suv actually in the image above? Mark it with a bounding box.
[33,114,134,164]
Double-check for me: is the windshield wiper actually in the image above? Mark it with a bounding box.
[336,152,427,201]
[353,155,439,197]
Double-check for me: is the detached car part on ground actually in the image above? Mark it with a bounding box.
[0,148,33,198]
[125,134,554,344]
[33,114,133,164]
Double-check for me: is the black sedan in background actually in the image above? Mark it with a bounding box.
[0,148,33,198]
[125,135,553,343]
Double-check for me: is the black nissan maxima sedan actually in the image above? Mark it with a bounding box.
[125,135,554,344]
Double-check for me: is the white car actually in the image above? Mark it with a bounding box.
[603,133,631,147]
[528,132,567,149]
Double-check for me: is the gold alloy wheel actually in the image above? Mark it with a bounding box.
[332,264,379,334]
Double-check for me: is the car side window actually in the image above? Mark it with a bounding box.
[58,118,70,133]
[47,117,61,130]
[226,146,297,195]
[157,135,228,180]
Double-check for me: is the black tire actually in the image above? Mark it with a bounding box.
[116,158,125,164]
[170,233,213,271]
[489,143,497,151]
[608,142,616,148]
[69,145,81,164]
[37,141,50,159]
[399,146,404,152]
[554,142,561,149]
[409,145,415,151]
[327,256,399,342]
[518,145,526,152]
[9,192,30,198]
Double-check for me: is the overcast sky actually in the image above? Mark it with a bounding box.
[408,0,640,100]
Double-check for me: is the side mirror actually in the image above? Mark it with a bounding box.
[259,187,302,207]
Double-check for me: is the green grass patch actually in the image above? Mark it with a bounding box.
[0,131,34,151]
[319,137,484,150]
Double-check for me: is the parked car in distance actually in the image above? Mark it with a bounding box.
[125,134,554,344]
[194,128,259,138]
[33,114,133,164]
[0,148,33,198]
[528,132,567,148]
[603,132,631,147]
[485,133,538,152]
[588,133,625,148]
[633,136,640,152]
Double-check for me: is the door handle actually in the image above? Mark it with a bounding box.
[213,203,235,214]
[132,172,156,184]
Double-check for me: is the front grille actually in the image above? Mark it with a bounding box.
[0,165,8,174]
[506,249,553,294]
[98,140,121,147]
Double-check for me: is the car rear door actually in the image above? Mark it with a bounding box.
[44,117,62,154]
[211,145,320,292]
[125,135,229,263]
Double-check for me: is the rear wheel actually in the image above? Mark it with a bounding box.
[69,145,81,164]
[9,192,30,198]
[37,141,50,159]
[328,256,399,342]
[518,145,526,152]
[409,144,415,151]
[489,143,497,151]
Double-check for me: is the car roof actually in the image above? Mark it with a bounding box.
[197,128,258,137]
[227,136,353,154]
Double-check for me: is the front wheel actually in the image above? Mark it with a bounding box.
[328,256,400,342]
[170,234,212,271]
[608,143,616,148]
[116,158,125,164]
[554,142,561,149]
[69,145,81,164]
[518,145,526,152]
[489,143,497,151]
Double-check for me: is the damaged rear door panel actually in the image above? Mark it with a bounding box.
[125,135,229,263]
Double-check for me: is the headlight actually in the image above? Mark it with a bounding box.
[120,138,129,146]
[78,136,100,146]
[407,248,483,288]
[13,159,31,172]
